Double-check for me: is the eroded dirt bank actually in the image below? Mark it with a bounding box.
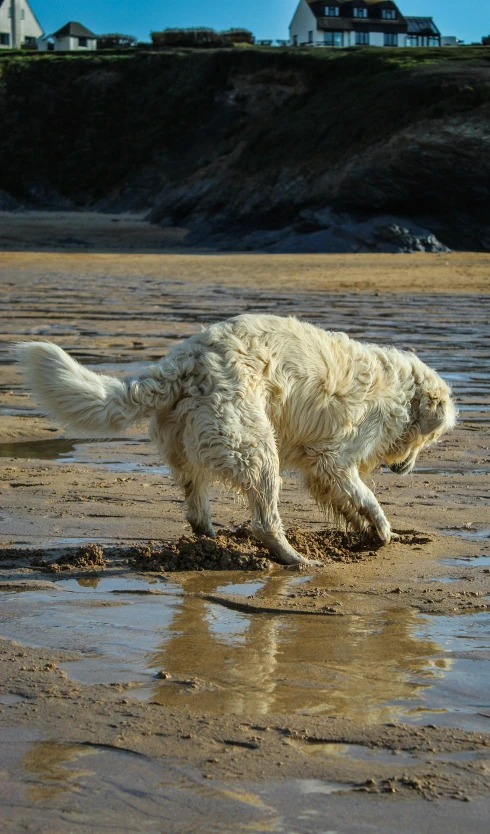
[2,48,490,251]
[0,247,489,831]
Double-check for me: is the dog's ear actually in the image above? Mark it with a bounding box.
[417,392,454,436]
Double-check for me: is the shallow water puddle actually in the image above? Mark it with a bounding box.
[445,528,490,541]
[403,612,490,730]
[0,436,170,475]
[0,726,366,833]
[0,575,489,728]
[287,739,420,767]
[417,466,490,476]
[441,555,490,567]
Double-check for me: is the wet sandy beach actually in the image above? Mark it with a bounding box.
[1,228,490,831]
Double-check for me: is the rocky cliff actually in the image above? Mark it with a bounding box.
[1,48,489,251]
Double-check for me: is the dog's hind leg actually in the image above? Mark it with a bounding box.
[150,414,215,537]
[184,474,215,537]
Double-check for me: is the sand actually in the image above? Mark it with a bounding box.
[0,214,489,831]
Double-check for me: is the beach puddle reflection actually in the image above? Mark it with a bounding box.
[287,740,419,767]
[1,727,362,832]
[22,741,98,802]
[0,572,488,727]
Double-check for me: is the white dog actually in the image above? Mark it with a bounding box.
[18,314,456,566]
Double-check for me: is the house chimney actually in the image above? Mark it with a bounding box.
[10,0,21,49]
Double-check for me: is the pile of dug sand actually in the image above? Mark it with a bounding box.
[26,528,430,573]
[127,525,380,572]
[32,544,106,573]
[128,526,271,572]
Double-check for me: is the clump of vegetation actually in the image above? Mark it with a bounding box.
[151,28,229,49]
[97,33,137,49]
[220,29,255,46]
[151,27,255,48]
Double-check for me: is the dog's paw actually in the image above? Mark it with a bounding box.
[276,552,323,569]
[189,522,216,538]
[284,557,323,570]
[292,556,323,568]
[362,525,391,548]
[373,520,392,546]
[303,557,323,567]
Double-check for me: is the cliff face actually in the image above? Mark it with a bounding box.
[1,48,489,250]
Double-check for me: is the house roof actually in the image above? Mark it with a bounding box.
[316,18,354,31]
[0,0,44,34]
[308,1,399,5]
[405,17,440,36]
[52,21,97,39]
[308,1,402,19]
[309,1,393,4]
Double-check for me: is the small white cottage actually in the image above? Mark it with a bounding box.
[38,21,97,52]
[0,0,43,49]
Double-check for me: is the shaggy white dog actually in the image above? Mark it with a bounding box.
[18,314,456,566]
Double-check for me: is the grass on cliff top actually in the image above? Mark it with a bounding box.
[0,46,489,202]
[1,44,488,65]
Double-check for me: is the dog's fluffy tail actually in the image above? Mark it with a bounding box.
[16,341,180,435]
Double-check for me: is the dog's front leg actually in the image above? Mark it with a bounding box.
[248,464,322,567]
[337,469,392,544]
[249,500,323,567]
[306,470,392,544]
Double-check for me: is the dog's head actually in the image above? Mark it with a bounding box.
[385,367,457,475]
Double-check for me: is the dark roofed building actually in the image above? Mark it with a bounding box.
[52,21,97,39]
[289,1,441,48]
[39,20,97,51]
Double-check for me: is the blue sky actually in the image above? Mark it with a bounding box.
[31,1,489,45]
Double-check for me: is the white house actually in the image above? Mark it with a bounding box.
[441,36,463,47]
[38,21,97,52]
[0,0,43,49]
[289,1,441,48]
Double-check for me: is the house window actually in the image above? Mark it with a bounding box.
[324,31,343,47]
[381,9,396,20]
[21,9,25,19]
[78,37,88,47]
[356,32,369,45]
[308,30,313,43]
[405,35,417,47]
[353,8,368,18]
[384,33,398,46]
[293,34,298,46]
[428,36,439,46]
[324,6,339,16]
[0,32,10,46]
